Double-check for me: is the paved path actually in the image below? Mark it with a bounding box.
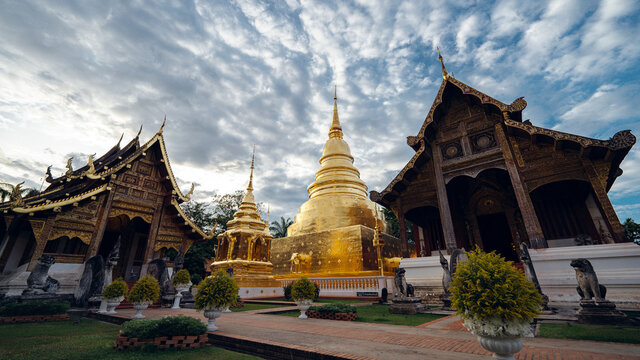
[111,308,640,360]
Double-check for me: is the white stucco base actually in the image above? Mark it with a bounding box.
[278,276,394,298]
[238,287,283,299]
[0,263,84,296]
[529,243,640,307]
[400,256,445,296]
[401,243,640,308]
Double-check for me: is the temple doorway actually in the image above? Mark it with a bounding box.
[99,215,150,281]
[446,169,526,261]
[0,218,36,274]
[477,212,518,262]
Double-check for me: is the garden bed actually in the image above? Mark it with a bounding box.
[306,310,357,321]
[114,331,209,350]
[1,313,70,323]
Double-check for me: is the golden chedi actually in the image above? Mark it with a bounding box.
[211,151,280,297]
[270,90,402,278]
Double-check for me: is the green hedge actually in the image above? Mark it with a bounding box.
[0,300,70,316]
[121,316,206,339]
[308,304,357,314]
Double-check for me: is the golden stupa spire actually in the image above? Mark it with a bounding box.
[329,86,343,139]
[437,47,449,81]
[247,144,255,191]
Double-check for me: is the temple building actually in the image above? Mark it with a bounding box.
[270,90,402,297]
[371,53,635,260]
[211,150,280,298]
[0,122,212,295]
[370,54,638,303]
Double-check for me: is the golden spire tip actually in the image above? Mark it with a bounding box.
[437,46,449,80]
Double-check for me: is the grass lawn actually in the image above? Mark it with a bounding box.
[539,323,640,344]
[0,318,260,360]
[231,303,289,312]
[276,304,444,326]
[622,310,640,318]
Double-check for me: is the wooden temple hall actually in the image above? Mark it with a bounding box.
[371,54,636,261]
[0,122,212,292]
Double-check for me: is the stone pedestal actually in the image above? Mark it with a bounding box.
[577,300,629,325]
[439,293,452,310]
[389,297,427,314]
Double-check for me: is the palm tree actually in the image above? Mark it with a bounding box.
[0,182,40,203]
[269,216,293,238]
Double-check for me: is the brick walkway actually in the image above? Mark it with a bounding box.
[108,308,640,360]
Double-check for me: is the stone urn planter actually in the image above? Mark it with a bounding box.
[203,305,226,331]
[172,282,192,310]
[295,299,313,319]
[132,301,151,319]
[476,334,523,360]
[105,296,125,315]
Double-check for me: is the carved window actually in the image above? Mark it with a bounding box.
[441,141,463,160]
[470,131,497,153]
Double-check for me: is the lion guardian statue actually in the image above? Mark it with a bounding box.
[570,258,606,302]
[23,254,59,295]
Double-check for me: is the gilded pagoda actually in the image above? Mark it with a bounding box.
[270,90,402,280]
[210,150,280,297]
[371,52,636,261]
[0,122,212,295]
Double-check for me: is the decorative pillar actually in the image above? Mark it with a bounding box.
[432,144,458,252]
[86,190,115,260]
[495,122,546,248]
[581,158,625,242]
[140,197,166,276]
[27,217,55,271]
[412,223,421,257]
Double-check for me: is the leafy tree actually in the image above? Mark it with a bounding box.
[382,207,400,238]
[623,218,640,245]
[180,190,264,280]
[0,182,40,203]
[270,216,293,238]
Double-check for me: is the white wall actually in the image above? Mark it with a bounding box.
[529,243,640,307]
[400,243,640,308]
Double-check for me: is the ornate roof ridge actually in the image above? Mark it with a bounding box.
[4,184,110,214]
[171,198,214,240]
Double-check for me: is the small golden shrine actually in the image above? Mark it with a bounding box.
[270,90,402,278]
[210,150,280,293]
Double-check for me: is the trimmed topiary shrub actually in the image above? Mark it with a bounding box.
[128,275,160,304]
[172,269,191,286]
[449,248,543,337]
[291,277,316,301]
[0,300,69,316]
[102,278,128,299]
[284,281,319,301]
[121,316,206,338]
[194,270,238,310]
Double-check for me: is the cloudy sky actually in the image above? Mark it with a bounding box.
[0,0,639,223]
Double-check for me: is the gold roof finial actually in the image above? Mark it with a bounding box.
[159,115,166,133]
[329,86,343,139]
[437,47,449,81]
[185,183,195,201]
[136,124,143,138]
[116,133,124,147]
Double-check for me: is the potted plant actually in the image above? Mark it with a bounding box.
[171,269,192,309]
[291,277,316,319]
[450,248,542,360]
[102,278,128,314]
[127,275,160,319]
[194,270,238,331]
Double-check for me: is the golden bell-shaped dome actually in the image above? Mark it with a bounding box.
[286,89,384,236]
